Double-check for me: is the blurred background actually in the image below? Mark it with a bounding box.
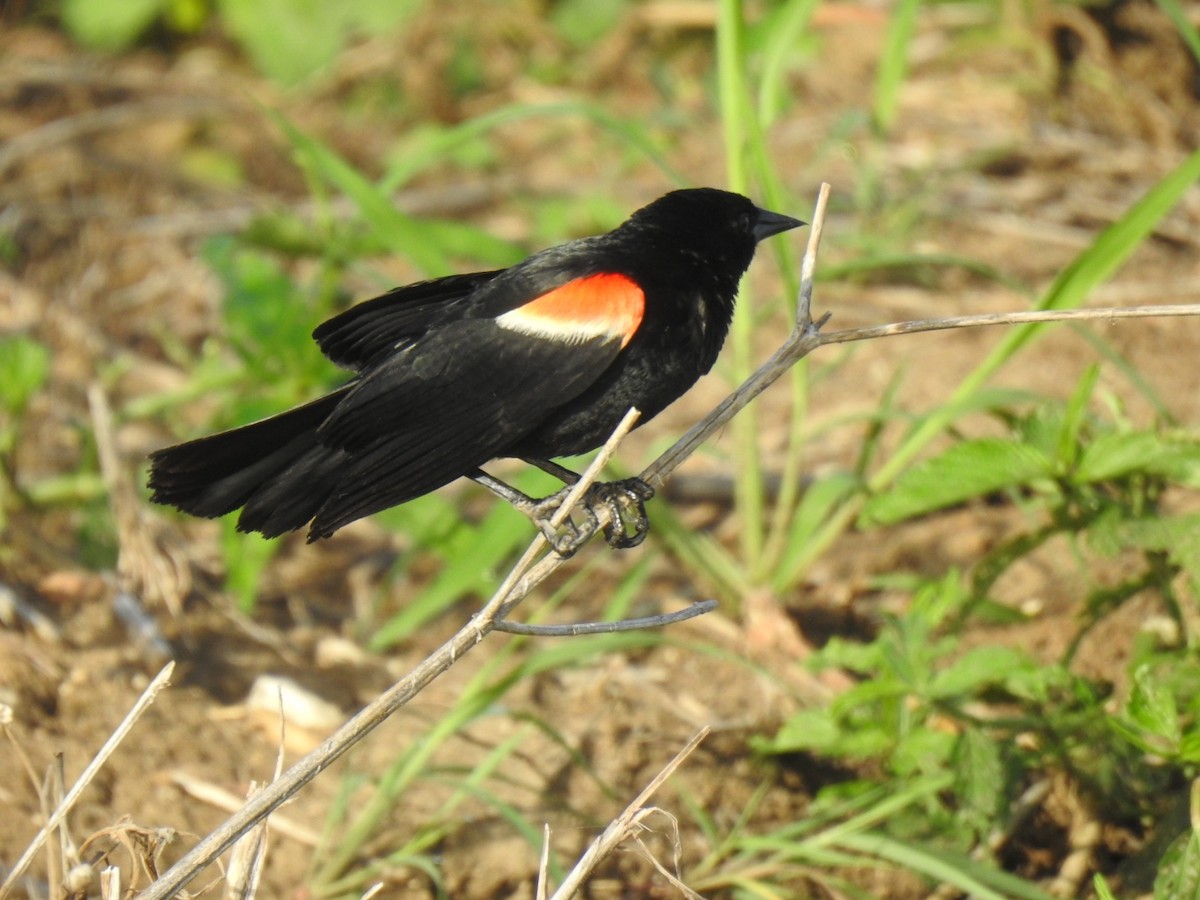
[2,0,1200,896]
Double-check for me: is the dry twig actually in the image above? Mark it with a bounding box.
[546,727,710,900]
[0,662,175,898]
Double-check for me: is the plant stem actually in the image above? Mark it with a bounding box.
[717,0,766,577]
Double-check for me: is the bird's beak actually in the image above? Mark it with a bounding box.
[752,208,805,242]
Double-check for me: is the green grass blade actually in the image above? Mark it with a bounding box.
[382,101,687,193]
[802,774,952,851]
[757,0,821,128]
[771,472,859,592]
[1073,326,1174,422]
[717,0,770,569]
[870,145,1200,492]
[269,111,451,276]
[836,832,1056,900]
[1152,0,1200,65]
[874,0,921,133]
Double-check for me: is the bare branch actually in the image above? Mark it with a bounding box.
[817,303,1200,346]
[548,727,710,900]
[494,599,718,636]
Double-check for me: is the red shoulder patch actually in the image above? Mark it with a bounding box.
[497,273,645,348]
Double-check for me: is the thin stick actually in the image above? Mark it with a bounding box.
[495,599,718,636]
[548,727,710,900]
[0,662,175,899]
[536,824,552,900]
[817,303,1200,345]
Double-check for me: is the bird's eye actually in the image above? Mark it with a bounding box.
[737,213,752,232]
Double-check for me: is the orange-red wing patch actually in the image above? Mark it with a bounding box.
[496,273,645,348]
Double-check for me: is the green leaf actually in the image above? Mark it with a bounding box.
[369,498,529,650]
[891,727,956,776]
[0,335,50,417]
[61,0,165,50]
[345,0,422,35]
[1152,0,1200,66]
[814,634,884,674]
[1156,822,1200,900]
[869,145,1200,493]
[1056,364,1099,468]
[1129,664,1181,745]
[954,728,1007,836]
[761,708,842,753]
[1094,874,1119,900]
[551,0,626,46]
[1092,514,1200,595]
[1178,730,1200,766]
[200,237,329,394]
[418,219,525,267]
[929,646,1033,699]
[863,440,1053,525]
[1078,431,1200,484]
[217,0,343,85]
[837,832,1057,900]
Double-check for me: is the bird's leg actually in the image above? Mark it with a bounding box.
[470,463,657,554]
[522,458,657,550]
[468,469,596,556]
[523,457,583,484]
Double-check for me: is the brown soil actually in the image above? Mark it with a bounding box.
[2,2,1199,897]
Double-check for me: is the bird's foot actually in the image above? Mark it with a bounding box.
[585,478,655,549]
[522,478,656,556]
[471,468,655,555]
[523,487,599,556]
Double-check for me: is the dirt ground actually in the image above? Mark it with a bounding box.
[2,2,1200,898]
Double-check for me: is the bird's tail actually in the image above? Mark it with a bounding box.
[148,389,350,538]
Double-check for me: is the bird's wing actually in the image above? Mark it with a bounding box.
[312,271,502,370]
[306,272,646,538]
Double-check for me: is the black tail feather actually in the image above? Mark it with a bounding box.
[148,389,349,536]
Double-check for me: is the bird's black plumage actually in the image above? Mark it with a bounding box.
[148,188,803,542]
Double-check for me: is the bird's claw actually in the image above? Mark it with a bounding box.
[587,478,655,549]
[528,488,598,556]
[527,478,656,556]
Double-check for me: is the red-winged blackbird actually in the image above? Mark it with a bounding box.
[148,188,803,549]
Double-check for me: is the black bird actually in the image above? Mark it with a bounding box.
[148,188,803,551]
